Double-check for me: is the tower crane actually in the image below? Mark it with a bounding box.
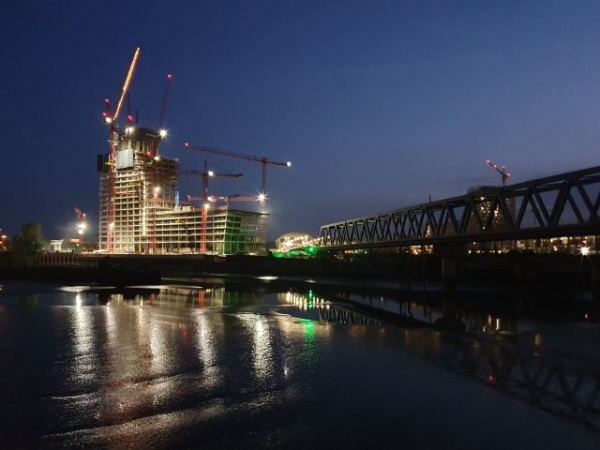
[74,207,86,242]
[486,160,510,187]
[180,162,243,253]
[180,162,243,201]
[102,47,141,253]
[184,142,291,200]
[157,74,173,138]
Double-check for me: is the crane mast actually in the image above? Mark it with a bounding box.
[74,207,86,243]
[157,74,173,134]
[180,163,243,253]
[102,47,141,253]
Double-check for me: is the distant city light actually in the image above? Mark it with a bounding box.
[581,246,590,256]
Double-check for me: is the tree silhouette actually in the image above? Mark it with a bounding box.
[12,222,44,259]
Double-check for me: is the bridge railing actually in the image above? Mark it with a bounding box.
[28,253,99,268]
[320,165,600,248]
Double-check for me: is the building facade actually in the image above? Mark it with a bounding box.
[98,127,267,255]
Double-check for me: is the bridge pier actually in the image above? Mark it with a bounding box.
[431,243,467,332]
[434,243,466,291]
[441,258,457,289]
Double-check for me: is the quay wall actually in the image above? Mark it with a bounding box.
[0,252,598,290]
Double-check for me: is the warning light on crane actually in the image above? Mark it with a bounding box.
[181,162,243,253]
[157,74,173,139]
[486,160,510,187]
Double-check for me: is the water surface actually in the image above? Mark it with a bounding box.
[0,280,598,449]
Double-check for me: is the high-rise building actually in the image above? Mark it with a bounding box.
[98,127,267,255]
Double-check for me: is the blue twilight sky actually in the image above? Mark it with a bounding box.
[1,0,600,242]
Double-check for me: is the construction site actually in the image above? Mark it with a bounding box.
[97,48,289,256]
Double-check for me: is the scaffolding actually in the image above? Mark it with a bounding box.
[98,127,268,255]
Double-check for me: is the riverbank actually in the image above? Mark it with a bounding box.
[0,252,598,294]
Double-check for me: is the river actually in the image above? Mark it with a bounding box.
[0,276,599,449]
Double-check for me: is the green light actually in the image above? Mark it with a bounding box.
[302,319,315,337]
[272,251,283,258]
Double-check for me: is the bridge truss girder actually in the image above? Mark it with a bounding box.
[320,165,600,250]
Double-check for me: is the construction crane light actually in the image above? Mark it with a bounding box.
[159,129,168,138]
[486,159,510,186]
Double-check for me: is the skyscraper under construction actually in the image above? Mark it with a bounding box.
[97,126,268,255]
[97,48,269,255]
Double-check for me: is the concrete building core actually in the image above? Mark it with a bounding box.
[98,127,267,255]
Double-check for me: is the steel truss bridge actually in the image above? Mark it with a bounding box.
[320,165,600,250]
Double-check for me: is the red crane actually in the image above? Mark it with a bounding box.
[180,162,243,253]
[74,207,86,243]
[184,143,291,200]
[102,47,141,253]
[486,160,510,186]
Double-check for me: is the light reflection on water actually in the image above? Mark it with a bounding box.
[0,280,600,448]
[70,296,97,387]
[194,312,220,388]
